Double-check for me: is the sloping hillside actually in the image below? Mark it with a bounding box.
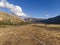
[40,15,60,24]
[0,12,24,25]
[46,15,60,24]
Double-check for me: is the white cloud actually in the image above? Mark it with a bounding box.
[0,0,27,16]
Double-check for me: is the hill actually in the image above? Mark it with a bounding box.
[0,12,24,25]
[45,15,60,24]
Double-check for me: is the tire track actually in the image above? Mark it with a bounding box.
[20,27,46,45]
[26,32,45,45]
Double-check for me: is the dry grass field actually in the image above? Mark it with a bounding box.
[0,24,60,45]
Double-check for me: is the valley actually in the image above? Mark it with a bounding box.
[0,24,60,45]
[0,0,60,45]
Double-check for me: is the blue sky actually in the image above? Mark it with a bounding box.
[0,0,60,18]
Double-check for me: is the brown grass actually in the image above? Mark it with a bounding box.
[0,24,60,45]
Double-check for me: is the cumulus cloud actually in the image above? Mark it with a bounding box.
[0,0,27,16]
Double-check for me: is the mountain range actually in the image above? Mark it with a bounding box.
[40,15,60,24]
[24,15,60,24]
